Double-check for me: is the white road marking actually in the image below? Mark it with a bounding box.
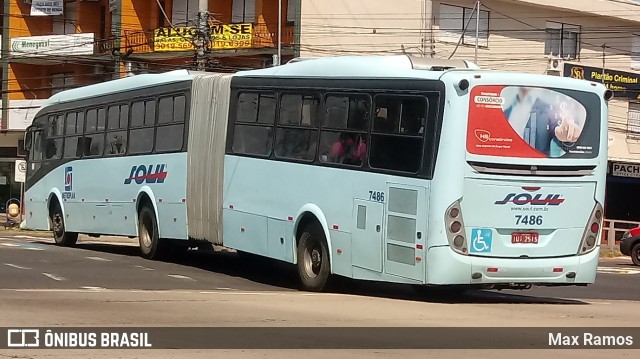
[167,274,196,281]
[42,273,66,281]
[13,235,41,239]
[80,286,106,291]
[597,266,640,275]
[86,256,112,262]
[0,243,20,247]
[134,265,154,271]
[25,247,44,251]
[4,263,31,270]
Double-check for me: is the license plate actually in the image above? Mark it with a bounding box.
[512,232,539,244]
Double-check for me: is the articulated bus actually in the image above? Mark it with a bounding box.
[23,55,611,292]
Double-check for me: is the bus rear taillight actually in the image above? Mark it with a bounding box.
[578,202,603,255]
[446,200,468,254]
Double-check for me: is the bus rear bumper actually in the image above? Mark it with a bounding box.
[426,246,599,285]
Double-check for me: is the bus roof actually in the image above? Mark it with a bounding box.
[41,55,605,108]
[44,69,194,106]
[235,55,605,94]
[235,55,479,79]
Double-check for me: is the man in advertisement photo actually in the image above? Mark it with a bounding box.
[501,86,587,157]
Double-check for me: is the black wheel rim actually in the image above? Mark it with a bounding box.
[140,213,153,248]
[303,238,322,278]
[52,213,64,238]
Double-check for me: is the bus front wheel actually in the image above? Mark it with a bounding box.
[50,203,77,246]
[138,205,166,260]
[297,225,331,292]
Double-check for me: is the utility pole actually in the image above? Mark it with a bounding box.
[474,0,480,63]
[2,0,10,130]
[196,0,210,71]
[111,0,122,80]
[602,43,606,84]
[276,0,282,65]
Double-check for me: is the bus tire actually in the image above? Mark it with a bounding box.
[632,242,640,266]
[296,225,331,292]
[138,205,166,260]
[50,203,78,246]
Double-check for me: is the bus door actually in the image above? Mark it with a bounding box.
[352,199,384,272]
[383,184,428,282]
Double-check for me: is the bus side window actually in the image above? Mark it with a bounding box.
[399,98,426,135]
[319,94,369,166]
[370,95,427,173]
[44,115,63,160]
[29,128,44,175]
[155,95,186,152]
[30,131,43,162]
[106,104,128,155]
[232,92,275,157]
[64,112,82,159]
[274,94,319,161]
[83,108,105,157]
[129,100,155,154]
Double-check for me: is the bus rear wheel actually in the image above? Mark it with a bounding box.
[138,205,166,260]
[50,203,77,246]
[297,225,331,292]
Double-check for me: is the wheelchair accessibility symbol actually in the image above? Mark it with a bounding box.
[470,228,492,253]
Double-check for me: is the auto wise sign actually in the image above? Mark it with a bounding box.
[10,33,94,57]
[153,24,253,52]
[30,0,63,16]
[564,63,640,100]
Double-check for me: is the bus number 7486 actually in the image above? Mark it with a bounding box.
[369,191,385,202]
[515,215,543,226]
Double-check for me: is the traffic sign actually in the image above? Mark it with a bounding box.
[15,160,26,183]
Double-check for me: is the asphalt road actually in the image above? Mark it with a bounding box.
[0,233,637,302]
[1,233,639,359]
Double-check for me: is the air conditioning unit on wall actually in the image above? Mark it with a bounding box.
[546,57,564,76]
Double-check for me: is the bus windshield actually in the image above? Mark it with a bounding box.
[466,85,600,159]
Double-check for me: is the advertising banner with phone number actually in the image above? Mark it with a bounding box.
[466,85,600,159]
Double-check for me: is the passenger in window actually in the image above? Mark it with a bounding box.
[325,133,366,165]
[45,139,58,159]
[109,134,126,154]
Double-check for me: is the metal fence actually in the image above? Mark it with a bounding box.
[602,218,640,250]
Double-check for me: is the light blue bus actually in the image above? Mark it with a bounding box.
[23,55,611,292]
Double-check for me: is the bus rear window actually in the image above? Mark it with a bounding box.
[466,85,600,159]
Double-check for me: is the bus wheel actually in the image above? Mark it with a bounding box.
[297,225,331,292]
[632,243,640,266]
[138,205,166,260]
[50,203,77,246]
